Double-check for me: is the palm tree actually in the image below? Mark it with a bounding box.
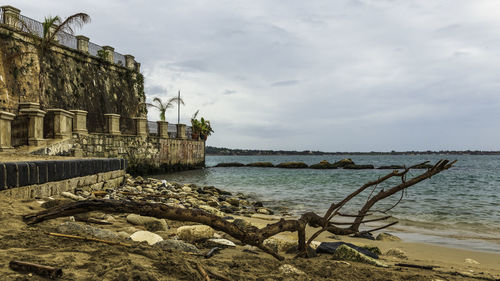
[22,13,90,106]
[146,96,185,121]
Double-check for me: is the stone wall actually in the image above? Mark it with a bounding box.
[72,134,205,174]
[0,24,146,122]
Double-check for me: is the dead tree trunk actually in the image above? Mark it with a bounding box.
[23,160,456,260]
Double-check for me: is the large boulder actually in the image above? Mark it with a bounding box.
[56,221,118,240]
[263,237,297,253]
[215,162,245,167]
[176,225,214,242]
[316,242,379,259]
[198,205,225,217]
[332,158,355,168]
[130,231,163,245]
[126,214,169,231]
[276,162,308,169]
[310,160,337,169]
[246,162,275,167]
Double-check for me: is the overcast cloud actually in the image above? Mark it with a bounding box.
[11,0,500,151]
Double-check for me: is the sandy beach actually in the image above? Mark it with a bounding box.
[0,176,499,281]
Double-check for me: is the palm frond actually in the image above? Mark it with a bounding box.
[56,13,91,35]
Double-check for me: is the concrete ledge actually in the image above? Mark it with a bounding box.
[0,169,125,199]
[0,158,127,191]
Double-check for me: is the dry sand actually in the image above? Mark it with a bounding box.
[0,194,499,280]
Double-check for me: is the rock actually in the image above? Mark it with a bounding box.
[143,188,155,193]
[385,248,407,259]
[154,239,201,253]
[263,237,297,253]
[130,231,163,245]
[465,258,480,264]
[177,225,214,242]
[310,160,337,169]
[332,261,351,266]
[253,201,264,207]
[56,221,118,240]
[208,238,236,247]
[215,162,245,167]
[246,162,274,167]
[316,242,379,259]
[232,219,253,230]
[279,264,306,276]
[61,192,85,201]
[123,186,137,193]
[331,244,387,267]
[181,186,192,192]
[332,158,355,168]
[117,231,130,239]
[226,197,240,206]
[310,241,321,250]
[377,165,405,169]
[376,232,402,242]
[343,164,375,169]
[198,205,225,217]
[276,162,308,169]
[256,208,273,215]
[353,232,375,240]
[126,214,169,231]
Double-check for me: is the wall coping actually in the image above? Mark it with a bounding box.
[0,111,15,120]
[47,108,75,117]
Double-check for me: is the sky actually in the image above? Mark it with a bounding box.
[9,0,500,151]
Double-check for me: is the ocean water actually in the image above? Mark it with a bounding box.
[153,154,500,253]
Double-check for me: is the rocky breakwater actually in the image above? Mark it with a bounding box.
[216,158,434,170]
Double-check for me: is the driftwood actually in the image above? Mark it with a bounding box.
[24,160,456,260]
[9,260,63,279]
[48,232,132,247]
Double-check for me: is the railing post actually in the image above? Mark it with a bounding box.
[76,35,89,53]
[46,109,74,139]
[70,110,88,134]
[104,114,120,135]
[157,121,168,138]
[176,124,187,139]
[19,102,45,146]
[124,54,135,70]
[133,117,147,137]
[1,6,20,28]
[0,111,15,151]
[101,46,114,63]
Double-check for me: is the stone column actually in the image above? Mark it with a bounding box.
[176,124,187,139]
[19,108,46,146]
[1,6,20,28]
[76,35,89,53]
[133,117,147,137]
[46,109,74,139]
[101,46,114,63]
[124,55,135,69]
[157,121,168,138]
[0,111,15,151]
[70,110,88,134]
[104,113,120,135]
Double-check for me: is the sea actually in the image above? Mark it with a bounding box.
[152,154,500,253]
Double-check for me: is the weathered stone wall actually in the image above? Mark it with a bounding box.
[0,25,146,121]
[72,134,205,174]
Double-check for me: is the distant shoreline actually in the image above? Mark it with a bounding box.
[206,146,500,156]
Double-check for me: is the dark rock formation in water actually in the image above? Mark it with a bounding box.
[215,162,245,167]
[276,162,309,169]
[246,162,275,167]
[310,160,337,169]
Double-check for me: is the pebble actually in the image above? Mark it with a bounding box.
[375,232,402,242]
[61,192,85,201]
[57,221,119,240]
[279,264,306,276]
[154,239,201,253]
[126,214,169,231]
[385,248,407,259]
[465,258,480,264]
[208,238,236,247]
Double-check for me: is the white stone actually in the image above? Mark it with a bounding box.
[177,225,214,242]
[61,192,85,201]
[130,231,163,245]
[208,238,236,247]
[182,186,192,192]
